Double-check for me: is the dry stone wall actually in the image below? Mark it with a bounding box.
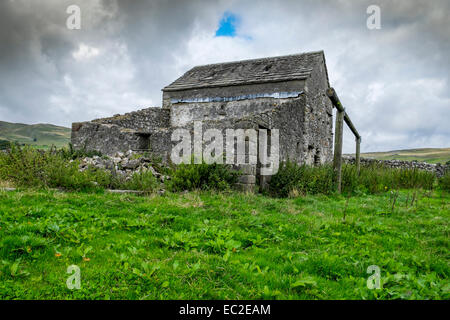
[93,108,170,132]
[343,155,449,177]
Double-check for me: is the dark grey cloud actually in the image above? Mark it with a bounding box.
[0,0,448,152]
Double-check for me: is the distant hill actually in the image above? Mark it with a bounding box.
[0,121,70,149]
[348,148,450,164]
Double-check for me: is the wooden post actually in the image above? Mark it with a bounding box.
[327,87,361,192]
[356,137,361,175]
[333,109,344,193]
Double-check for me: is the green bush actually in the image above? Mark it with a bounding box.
[0,145,112,191]
[121,170,159,192]
[268,162,335,197]
[438,171,450,191]
[59,143,103,160]
[167,162,239,192]
[0,140,10,150]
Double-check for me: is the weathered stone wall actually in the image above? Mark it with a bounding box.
[147,129,172,162]
[71,122,148,155]
[302,52,333,165]
[174,96,313,166]
[343,155,449,177]
[93,107,170,132]
[167,80,305,127]
[71,107,172,158]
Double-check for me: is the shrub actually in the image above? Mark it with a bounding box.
[0,140,10,150]
[121,170,159,192]
[0,145,112,191]
[167,162,239,192]
[438,171,450,191]
[59,143,103,160]
[268,161,335,197]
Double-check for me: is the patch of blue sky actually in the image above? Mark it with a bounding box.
[215,12,240,37]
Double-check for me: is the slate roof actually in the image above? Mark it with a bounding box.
[163,51,327,91]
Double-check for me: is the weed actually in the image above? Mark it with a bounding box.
[167,162,239,192]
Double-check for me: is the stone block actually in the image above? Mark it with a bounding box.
[234,183,255,193]
[238,175,256,184]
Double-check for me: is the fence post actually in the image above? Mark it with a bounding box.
[327,87,361,193]
[356,137,361,175]
[333,109,345,193]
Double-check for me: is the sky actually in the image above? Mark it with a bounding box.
[0,0,448,153]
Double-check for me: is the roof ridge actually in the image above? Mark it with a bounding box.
[190,50,324,69]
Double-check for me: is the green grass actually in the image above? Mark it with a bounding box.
[351,148,450,164]
[0,121,70,149]
[0,189,448,300]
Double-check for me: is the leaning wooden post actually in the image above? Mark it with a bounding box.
[356,137,361,175]
[327,87,361,193]
[333,108,344,193]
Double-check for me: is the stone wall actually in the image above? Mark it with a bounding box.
[147,129,172,162]
[71,122,148,155]
[71,107,172,158]
[302,52,333,165]
[343,155,449,177]
[93,107,170,131]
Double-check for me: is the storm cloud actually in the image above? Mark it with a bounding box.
[0,0,448,152]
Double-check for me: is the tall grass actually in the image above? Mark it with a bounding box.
[438,171,450,191]
[342,163,435,194]
[269,161,436,197]
[122,170,159,192]
[167,162,239,192]
[0,145,113,191]
[267,162,335,197]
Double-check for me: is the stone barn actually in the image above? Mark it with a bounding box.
[71,50,334,189]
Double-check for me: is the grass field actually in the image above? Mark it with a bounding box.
[351,148,450,164]
[0,121,70,149]
[0,189,448,299]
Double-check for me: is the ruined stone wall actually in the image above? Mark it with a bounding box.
[147,129,172,162]
[93,107,170,131]
[71,107,172,158]
[71,122,148,155]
